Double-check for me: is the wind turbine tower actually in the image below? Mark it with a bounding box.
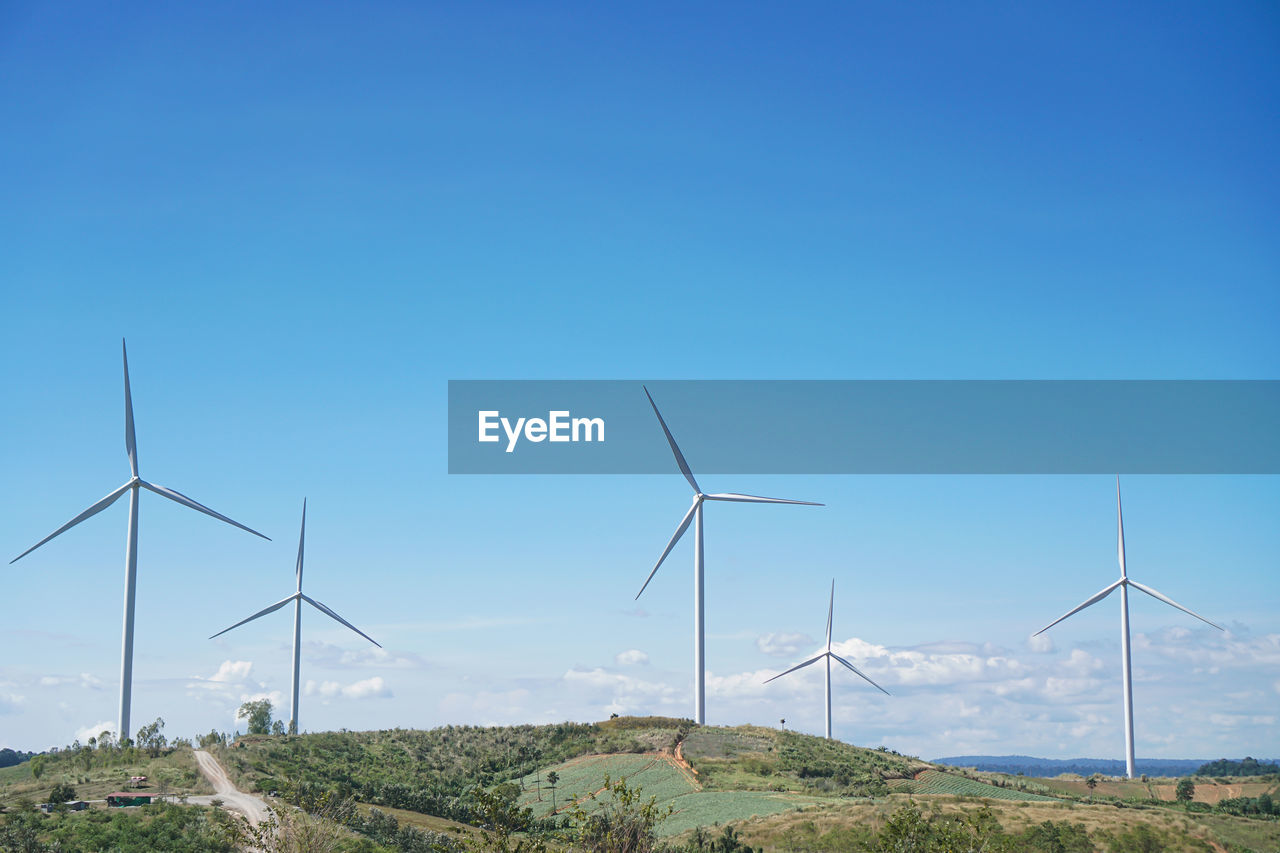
[636,386,821,724]
[1035,477,1223,778]
[210,500,380,734]
[764,580,889,739]
[11,340,269,743]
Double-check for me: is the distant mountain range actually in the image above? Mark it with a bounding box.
[931,755,1280,778]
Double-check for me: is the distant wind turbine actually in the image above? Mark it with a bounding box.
[764,580,889,739]
[1034,476,1223,779]
[636,386,822,725]
[210,500,380,734]
[11,340,269,744]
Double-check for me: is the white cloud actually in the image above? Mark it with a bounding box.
[1027,634,1055,653]
[0,693,26,714]
[615,649,649,666]
[74,719,115,744]
[756,632,813,657]
[343,677,392,699]
[303,677,391,700]
[39,673,103,690]
[211,661,253,683]
[828,637,1028,687]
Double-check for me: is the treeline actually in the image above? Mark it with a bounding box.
[1217,793,1278,817]
[1196,756,1280,777]
[0,748,37,769]
[24,718,189,780]
[0,803,237,853]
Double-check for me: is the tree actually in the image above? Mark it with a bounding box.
[468,785,545,853]
[28,756,44,781]
[568,775,673,853]
[238,699,274,735]
[1176,778,1195,803]
[47,782,76,804]
[1086,774,1099,794]
[546,771,559,813]
[234,799,353,853]
[271,719,285,736]
[135,716,168,757]
[198,728,225,748]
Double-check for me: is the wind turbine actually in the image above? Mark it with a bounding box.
[1034,476,1223,779]
[635,386,822,724]
[11,340,269,744]
[764,580,889,739]
[210,500,380,734]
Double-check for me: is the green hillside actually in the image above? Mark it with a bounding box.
[11,719,1277,852]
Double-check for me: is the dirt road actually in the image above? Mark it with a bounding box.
[191,749,271,826]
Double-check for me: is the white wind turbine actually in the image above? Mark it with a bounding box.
[636,386,822,724]
[1034,476,1223,779]
[764,580,889,739]
[210,499,380,734]
[11,340,269,744]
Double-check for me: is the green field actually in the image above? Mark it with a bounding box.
[517,752,828,837]
[516,753,695,816]
[903,769,1059,802]
[659,791,825,836]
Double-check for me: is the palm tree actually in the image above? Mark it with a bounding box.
[547,771,560,812]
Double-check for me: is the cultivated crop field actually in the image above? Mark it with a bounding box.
[516,751,829,836]
[516,754,696,817]
[658,790,825,837]
[904,770,1059,801]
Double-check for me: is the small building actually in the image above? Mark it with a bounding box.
[107,792,153,807]
[128,775,148,788]
[39,800,89,813]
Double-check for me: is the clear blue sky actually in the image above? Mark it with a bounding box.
[1,2,1277,759]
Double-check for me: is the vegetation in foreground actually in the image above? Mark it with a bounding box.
[3,713,1278,852]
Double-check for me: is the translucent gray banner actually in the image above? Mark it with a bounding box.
[447,381,1280,474]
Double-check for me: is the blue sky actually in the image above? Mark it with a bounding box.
[1,3,1277,759]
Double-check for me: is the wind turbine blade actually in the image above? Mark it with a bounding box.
[642,386,700,494]
[208,594,298,639]
[1127,579,1224,630]
[763,653,826,684]
[1034,579,1124,635]
[123,339,138,478]
[296,499,307,591]
[301,594,382,647]
[1116,475,1126,577]
[825,579,834,649]
[704,493,823,506]
[140,480,270,540]
[10,482,132,563]
[831,653,891,696]
[635,500,698,600]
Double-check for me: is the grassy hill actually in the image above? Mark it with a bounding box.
[199,716,1280,851]
[8,717,1279,852]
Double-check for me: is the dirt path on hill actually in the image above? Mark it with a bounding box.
[191,749,270,826]
[668,743,701,789]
